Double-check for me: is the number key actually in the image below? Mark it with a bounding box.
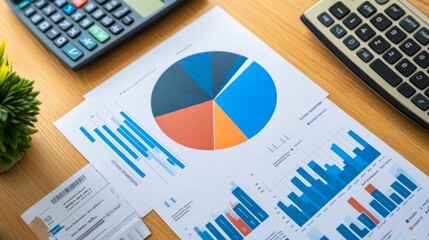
[395,59,417,77]
[385,4,405,20]
[356,24,375,41]
[370,13,392,31]
[400,39,421,56]
[369,36,390,54]
[383,48,402,64]
[343,13,362,30]
[414,51,429,68]
[386,26,406,44]
[330,24,347,38]
[410,72,429,90]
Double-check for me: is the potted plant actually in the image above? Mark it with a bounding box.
[0,40,41,173]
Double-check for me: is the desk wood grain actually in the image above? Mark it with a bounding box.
[0,0,428,239]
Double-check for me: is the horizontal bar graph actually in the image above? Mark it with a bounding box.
[194,183,269,240]
[80,109,185,181]
[277,130,381,227]
[336,168,419,240]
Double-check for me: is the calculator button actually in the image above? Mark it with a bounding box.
[83,2,97,13]
[369,36,390,54]
[95,0,107,4]
[318,12,334,27]
[88,24,110,43]
[425,89,429,98]
[79,18,93,29]
[343,13,362,30]
[113,7,130,19]
[54,35,68,47]
[70,11,85,22]
[91,9,106,20]
[34,0,48,9]
[376,0,389,4]
[100,16,115,27]
[410,72,429,90]
[121,15,133,26]
[356,24,375,41]
[54,0,67,8]
[18,0,31,9]
[41,5,55,16]
[414,28,429,46]
[46,28,60,40]
[50,12,64,23]
[330,24,347,38]
[395,59,417,77]
[383,48,402,64]
[109,23,123,35]
[357,48,374,63]
[385,4,405,20]
[414,51,429,68]
[370,13,392,31]
[67,27,81,38]
[358,1,377,18]
[30,13,44,25]
[370,59,402,86]
[411,94,429,110]
[78,34,98,51]
[71,0,87,8]
[104,0,121,12]
[58,19,73,31]
[385,26,406,44]
[400,39,421,56]
[397,82,416,98]
[400,16,420,33]
[62,42,84,61]
[343,35,360,50]
[62,3,77,15]
[37,20,52,32]
[24,7,36,17]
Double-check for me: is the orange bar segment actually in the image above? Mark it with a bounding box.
[214,102,248,149]
[348,197,380,225]
[226,211,252,236]
[365,184,376,194]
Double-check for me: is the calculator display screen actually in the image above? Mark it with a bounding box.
[125,0,165,17]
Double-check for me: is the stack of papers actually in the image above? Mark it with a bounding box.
[25,6,429,240]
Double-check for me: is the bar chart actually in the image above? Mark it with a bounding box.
[79,104,186,183]
[336,168,419,240]
[276,130,381,227]
[193,182,270,240]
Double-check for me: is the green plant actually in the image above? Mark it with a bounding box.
[0,40,41,171]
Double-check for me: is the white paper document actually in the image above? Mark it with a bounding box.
[153,99,429,240]
[55,7,328,216]
[21,165,151,240]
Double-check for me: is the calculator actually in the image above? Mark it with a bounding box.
[7,0,185,70]
[302,0,429,131]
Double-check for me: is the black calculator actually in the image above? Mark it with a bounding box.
[7,0,185,70]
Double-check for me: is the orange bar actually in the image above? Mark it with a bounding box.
[226,211,252,236]
[365,184,376,193]
[348,197,380,225]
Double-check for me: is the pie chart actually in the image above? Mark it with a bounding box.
[151,51,277,150]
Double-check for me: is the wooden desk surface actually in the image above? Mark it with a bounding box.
[0,0,428,239]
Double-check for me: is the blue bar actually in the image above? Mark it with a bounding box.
[233,203,260,230]
[348,130,368,147]
[94,128,146,178]
[320,236,329,240]
[350,223,369,238]
[194,227,214,240]
[117,127,149,158]
[308,161,344,191]
[119,126,149,152]
[102,125,139,159]
[148,153,176,176]
[331,144,363,172]
[357,213,376,230]
[164,201,170,208]
[124,120,156,148]
[80,127,95,142]
[231,186,269,222]
[336,224,359,240]
[288,192,318,217]
[121,112,186,169]
[391,181,411,198]
[215,215,243,240]
[277,201,309,227]
[205,223,226,240]
[369,200,389,218]
[297,167,336,199]
[371,189,396,212]
[397,174,417,191]
[389,193,403,205]
[291,177,327,207]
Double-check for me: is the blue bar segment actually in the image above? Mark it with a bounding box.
[320,236,329,240]
[357,213,376,230]
[350,223,369,238]
[277,201,309,227]
[397,174,417,191]
[80,127,95,142]
[94,128,146,178]
[391,181,411,198]
[215,215,243,240]
[369,200,389,218]
[389,193,403,205]
[205,223,226,240]
[102,125,139,159]
[371,189,396,212]
[194,227,214,240]
[336,224,359,240]
[233,203,260,230]
[117,127,149,158]
[231,186,269,222]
